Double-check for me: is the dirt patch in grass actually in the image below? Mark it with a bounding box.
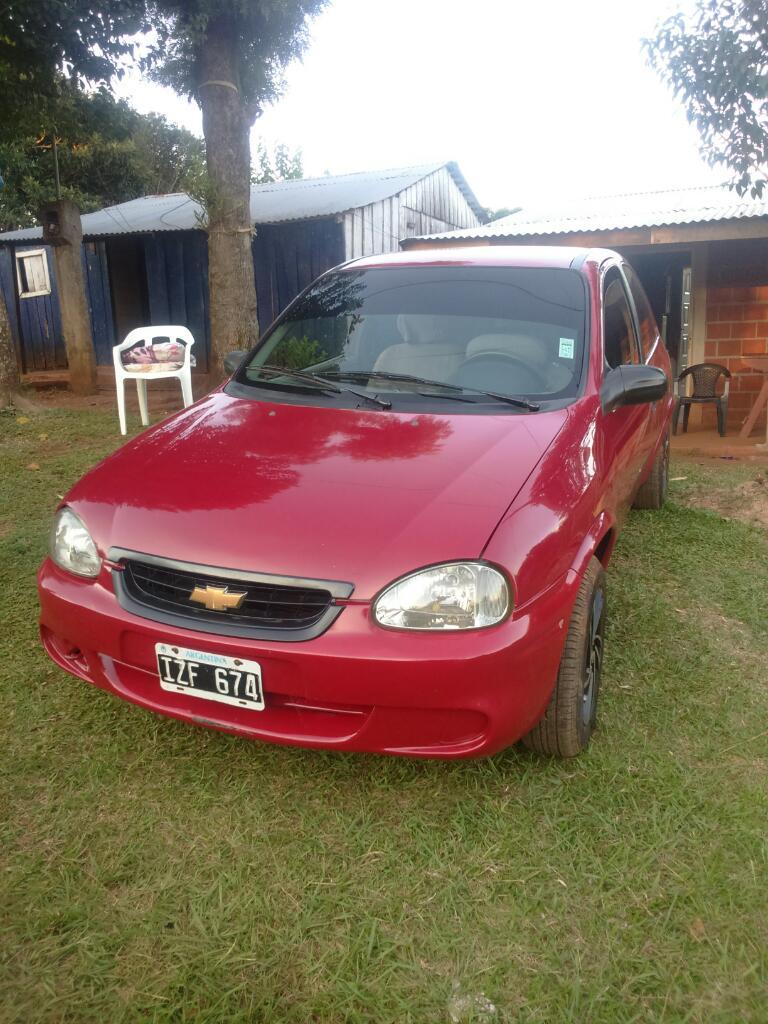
[19,381,203,414]
[691,475,768,529]
[671,459,768,529]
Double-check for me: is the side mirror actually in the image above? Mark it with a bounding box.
[223,350,248,376]
[601,364,668,413]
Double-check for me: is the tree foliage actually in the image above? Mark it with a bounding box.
[252,141,303,184]
[0,76,304,231]
[146,1,327,125]
[646,0,768,196]
[484,206,521,222]
[0,0,148,123]
[0,86,206,231]
[1,0,327,137]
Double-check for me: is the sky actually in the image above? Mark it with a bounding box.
[112,0,723,213]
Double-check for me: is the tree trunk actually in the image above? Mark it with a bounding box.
[198,15,259,380]
[0,288,20,409]
[52,242,98,395]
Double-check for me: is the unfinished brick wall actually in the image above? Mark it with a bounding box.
[704,242,768,434]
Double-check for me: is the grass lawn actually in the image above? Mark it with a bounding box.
[1,406,767,1023]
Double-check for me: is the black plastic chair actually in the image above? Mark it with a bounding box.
[673,362,731,437]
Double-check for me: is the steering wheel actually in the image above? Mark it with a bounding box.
[452,352,550,393]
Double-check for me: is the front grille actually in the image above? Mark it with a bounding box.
[120,558,335,632]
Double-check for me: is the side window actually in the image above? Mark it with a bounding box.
[624,264,659,361]
[602,268,639,368]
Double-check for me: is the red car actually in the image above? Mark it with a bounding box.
[40,247,672,759]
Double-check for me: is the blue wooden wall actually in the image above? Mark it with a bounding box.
[0,218,344,374]
[252,218,345,334]
[139,221,341,358]
[0,242,113,371]
[83,241,115,364]
[143,231,210,370]
[0,245,66,372]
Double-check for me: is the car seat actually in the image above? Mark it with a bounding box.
[373,314,466,380]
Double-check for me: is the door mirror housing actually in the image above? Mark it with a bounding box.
[601,364,668,413]
[223,350,249,376]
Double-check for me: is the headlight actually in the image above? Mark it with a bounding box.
[373,562,510,631]
[50,507,101,578]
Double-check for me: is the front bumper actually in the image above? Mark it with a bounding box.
[38,558,575,758]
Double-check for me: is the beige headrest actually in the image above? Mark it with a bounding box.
[397,314,464,346]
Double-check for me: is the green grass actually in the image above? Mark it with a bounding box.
[1,406,767,1023]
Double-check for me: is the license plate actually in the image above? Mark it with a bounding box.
[155,643,265,711]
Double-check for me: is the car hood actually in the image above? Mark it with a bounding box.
[67,392,567,599]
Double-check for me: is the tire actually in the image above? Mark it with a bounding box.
[632,429,669,510]
[523,557,606,758]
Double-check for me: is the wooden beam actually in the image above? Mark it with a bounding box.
[689,243,709,368]
[739,379,768,439]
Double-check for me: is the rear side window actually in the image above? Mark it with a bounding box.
[603,268,639,368]
[624,264,659,361]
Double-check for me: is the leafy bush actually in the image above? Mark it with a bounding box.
[269,335,327,370]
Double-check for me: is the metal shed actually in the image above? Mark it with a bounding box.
[0,162,483,378]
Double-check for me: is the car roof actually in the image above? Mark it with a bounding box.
[345,245,600,272]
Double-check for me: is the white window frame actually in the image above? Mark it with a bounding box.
[15,249,51,298]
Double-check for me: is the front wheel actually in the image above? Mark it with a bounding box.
[522,557,606,758]
[632,430,669,510]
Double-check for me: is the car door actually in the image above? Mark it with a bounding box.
[598,262,653,521]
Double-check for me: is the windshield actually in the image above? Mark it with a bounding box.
[235,266,587,407]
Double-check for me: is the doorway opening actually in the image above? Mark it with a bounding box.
[106,237,151,345]
[627,251,691,377]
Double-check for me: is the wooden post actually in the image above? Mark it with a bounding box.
[39,199,96,395]
[687,243,709,429]
[0,287,20,408]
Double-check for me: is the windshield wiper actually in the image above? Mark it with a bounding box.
[320,370,541,411]
[253,365,391,409]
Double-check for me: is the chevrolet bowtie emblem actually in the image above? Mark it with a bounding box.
[189,584,247,612]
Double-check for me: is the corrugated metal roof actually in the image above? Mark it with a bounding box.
[407,183,768,243]
[0,162,483,243]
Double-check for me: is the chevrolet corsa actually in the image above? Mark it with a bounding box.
[39,247,673,759]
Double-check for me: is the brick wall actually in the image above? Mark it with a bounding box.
[704,241,768,434]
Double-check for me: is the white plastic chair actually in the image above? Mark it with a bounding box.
[113,326,195,435]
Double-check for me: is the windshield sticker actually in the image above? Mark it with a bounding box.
[559,337,575,359]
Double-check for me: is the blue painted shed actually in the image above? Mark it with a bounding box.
[0,162,483,378]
